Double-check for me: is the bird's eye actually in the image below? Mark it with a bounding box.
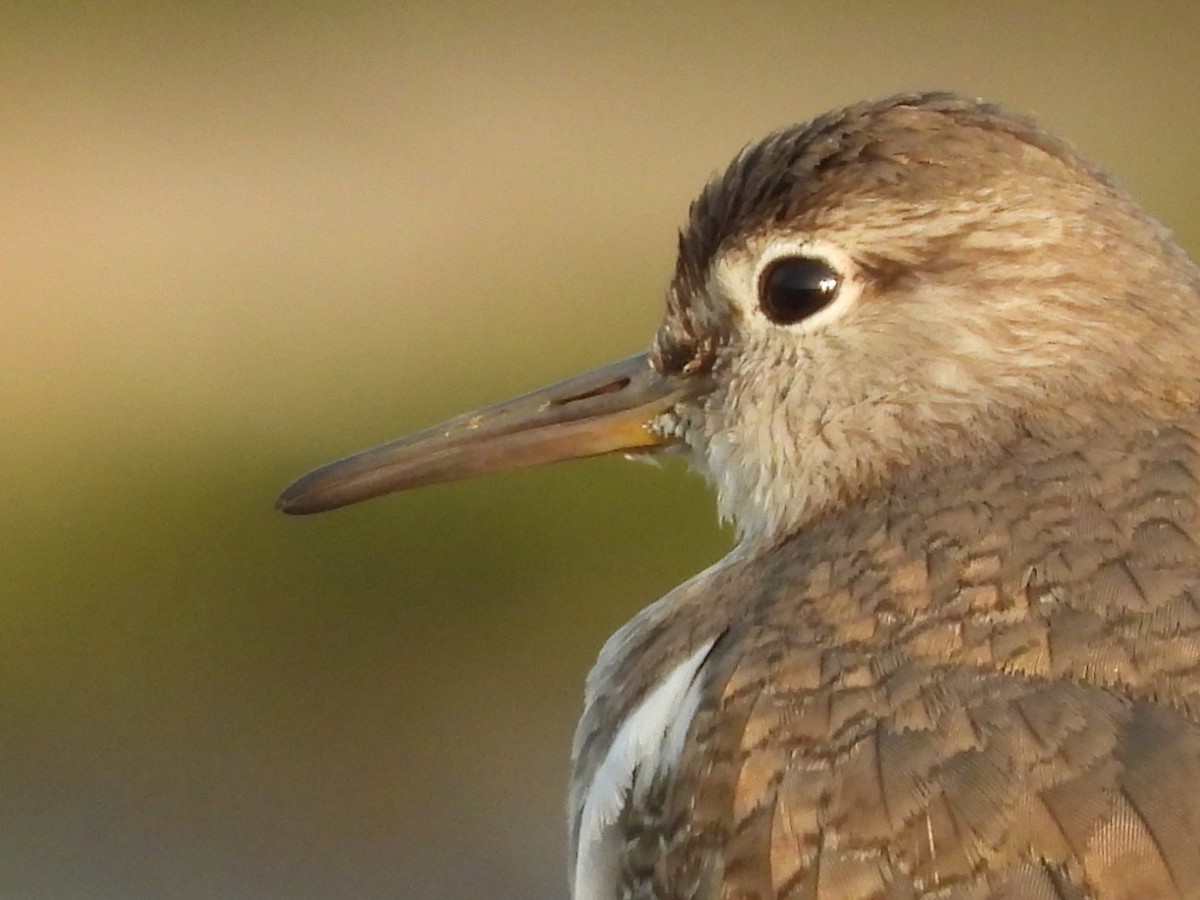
[757,256,842,325]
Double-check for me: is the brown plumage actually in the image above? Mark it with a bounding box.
[278,92,1200,898]
[574,423,1200,898]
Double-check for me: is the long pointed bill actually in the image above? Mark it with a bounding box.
[276,352,703,515]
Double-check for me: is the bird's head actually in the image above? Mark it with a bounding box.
[278,92,1200,545]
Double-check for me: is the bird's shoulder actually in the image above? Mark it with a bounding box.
[574,414,1200,899]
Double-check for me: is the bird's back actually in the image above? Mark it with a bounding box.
[575,411,1200,899]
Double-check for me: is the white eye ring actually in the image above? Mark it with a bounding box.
[713,237,862,333]
[757,254,842,325]
[751,239,861,331]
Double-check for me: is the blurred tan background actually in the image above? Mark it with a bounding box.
[3,3,1198,898]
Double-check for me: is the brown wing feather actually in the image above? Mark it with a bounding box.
[621,420,1200,899]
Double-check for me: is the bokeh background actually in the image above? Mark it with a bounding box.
[5,3,1199,899]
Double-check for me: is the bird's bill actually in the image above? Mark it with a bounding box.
[276,352,699,515]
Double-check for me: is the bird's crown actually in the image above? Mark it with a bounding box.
[650,92,1200,544]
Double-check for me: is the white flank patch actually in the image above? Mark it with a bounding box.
[573,639,716,900]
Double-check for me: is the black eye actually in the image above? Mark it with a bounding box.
[758,256,842,325]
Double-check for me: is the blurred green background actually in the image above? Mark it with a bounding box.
[4,3,1199,898]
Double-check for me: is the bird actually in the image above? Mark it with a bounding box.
[277,92,1200,898]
